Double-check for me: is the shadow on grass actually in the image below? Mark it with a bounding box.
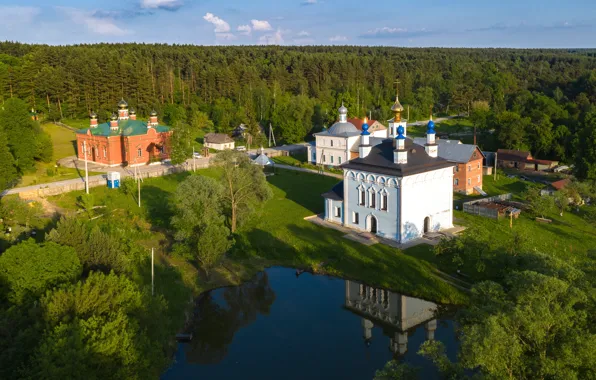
[267,170,338,214]
[142,185,174,229]
[232,222,467,305]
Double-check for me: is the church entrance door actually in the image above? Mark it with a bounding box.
[424,217,431,234]
[370,215,378,234]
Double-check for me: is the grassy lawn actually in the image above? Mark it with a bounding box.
[18,123,102,187]
[271,151,308,166]
[61,118,90,130]
[49,169,468,305]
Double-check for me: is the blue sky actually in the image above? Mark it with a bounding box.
[0,0,594,47]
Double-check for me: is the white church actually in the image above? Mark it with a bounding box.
[322,94,455,244]
[306,104,388,166]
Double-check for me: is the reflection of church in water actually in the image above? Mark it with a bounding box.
[344,280,437,356]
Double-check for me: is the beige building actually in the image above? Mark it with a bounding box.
[204,133,235,150]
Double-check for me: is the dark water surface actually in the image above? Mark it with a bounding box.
[162,267,458,380]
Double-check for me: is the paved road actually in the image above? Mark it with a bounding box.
[274,164,343,179]
[2,156,212,196]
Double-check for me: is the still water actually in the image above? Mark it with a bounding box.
[162,267,458,380]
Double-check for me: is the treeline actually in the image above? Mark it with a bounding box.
[1,43,596,174]
[0,203,191,379]
[0,98,53,189]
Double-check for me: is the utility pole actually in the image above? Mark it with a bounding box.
[494,152,498,181]
[134,164,141,207]
[84,141,89,194]
[407,106,410,121]
[151,248,155,296]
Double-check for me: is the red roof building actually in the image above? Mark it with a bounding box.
[75,100,172,167]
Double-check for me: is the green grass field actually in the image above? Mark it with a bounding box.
[49,169,468,305]
[18,123,101,187]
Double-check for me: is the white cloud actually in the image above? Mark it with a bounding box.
[293,38,315,45]
[297,30,310,37]
[259,29,284,45]
[237,24,252,35]
[216,33,237,41]
[251,19,273,31]
[140,0,183,10]
[0,6,40,28]
[329,35,347,42]
[59,7,130,36]
[203,12,231,33]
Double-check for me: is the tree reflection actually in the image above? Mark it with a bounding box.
[185,272,276,364]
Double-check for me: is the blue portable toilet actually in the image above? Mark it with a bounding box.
[107,172,121,189]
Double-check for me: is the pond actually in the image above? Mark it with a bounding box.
[162,267,459,380]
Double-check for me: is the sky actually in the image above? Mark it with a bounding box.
[0,0,595,47]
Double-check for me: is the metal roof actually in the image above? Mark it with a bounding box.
[322,180,344,201]
[341,138,454,177]
[413,138,481,164]
[76,119,170,137]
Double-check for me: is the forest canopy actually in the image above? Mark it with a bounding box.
[0,43,595,175]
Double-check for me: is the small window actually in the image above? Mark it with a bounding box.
[455,179,459,186]
[353,212,359,224]
[382,193,388,211]
[359,189,366,206]
[330,140,334,147]
[103,147,107,158]
[477,175,481,183]
[473,152,477,158]
[323,154,326,163]
[338,157,342,164]
[477,163,480,169]
[137,148,142,157]
[455,166,459,172]
[370,192,376,208]
[334,206,341,218]
[331,156,334,164]
[468,178,471,185]
[468,165,471,172]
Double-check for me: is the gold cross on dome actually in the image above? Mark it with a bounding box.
[394,79,400,97]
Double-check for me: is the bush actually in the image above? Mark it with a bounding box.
[46,167,56,177]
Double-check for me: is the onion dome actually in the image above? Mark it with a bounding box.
[118,99,128,109]
[150,109,158,117]
[90,112,97,119]
[396,125,406,140]
[361,118,370,136]
[110,113,118,121]
[427,118,436,134]
[338,102,348,115]
[129,108,136,115]
[391,96,404,113]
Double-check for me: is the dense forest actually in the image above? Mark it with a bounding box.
[1,43,596,178]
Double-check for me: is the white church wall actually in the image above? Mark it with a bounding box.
[400,166,454,242]
[343,170,400,240]
[324,197,344,224]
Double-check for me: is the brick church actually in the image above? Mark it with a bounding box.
[76,100,172,167]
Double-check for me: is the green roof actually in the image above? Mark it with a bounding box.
[76,119,171,137]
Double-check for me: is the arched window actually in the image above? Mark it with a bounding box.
[369,191,376,208]
[381,191,388,211]
[137,148,142,157]
[358,186,365,206]
[103,146,107,158]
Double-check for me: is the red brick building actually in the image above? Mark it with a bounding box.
[75,100,172,167]
[414,139,485,194]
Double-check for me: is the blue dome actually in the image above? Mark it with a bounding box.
[361,120,370,136]
[396,125,406,140]
[427,119,436,134]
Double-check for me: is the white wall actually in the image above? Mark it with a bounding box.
[400,166,454,242]
[205,141,235,151]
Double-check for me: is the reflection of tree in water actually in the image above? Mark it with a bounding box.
[186,272,276,364]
